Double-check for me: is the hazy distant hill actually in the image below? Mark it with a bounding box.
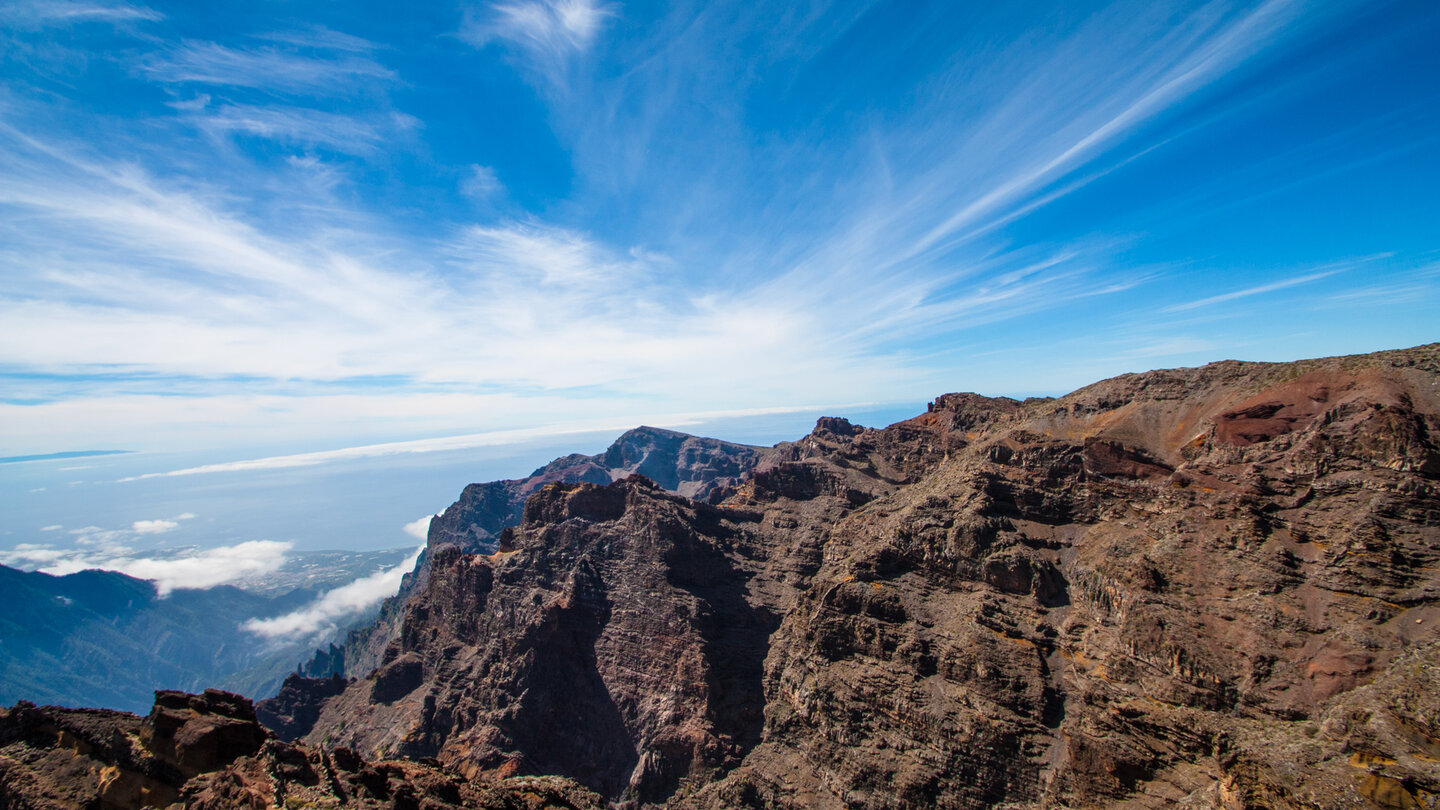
[0,546,411,713]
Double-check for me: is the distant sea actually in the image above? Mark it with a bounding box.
[1,404,925,563]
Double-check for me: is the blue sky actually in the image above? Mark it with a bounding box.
[2,0,1438,458]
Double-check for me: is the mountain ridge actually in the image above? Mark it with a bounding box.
[6,343,1439,809]
[267,342,1440,808]
[303,426,765,683]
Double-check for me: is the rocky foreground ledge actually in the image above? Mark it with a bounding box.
[0,689,600,809]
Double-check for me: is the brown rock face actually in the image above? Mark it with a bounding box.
[430,427,764,558]
[319,427,765,686]
[305,476,797,804]
[0,690,602,809]
[254,674,348,742]
[142,690,268,778]
[292,343,1440,808]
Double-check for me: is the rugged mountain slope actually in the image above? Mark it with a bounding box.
[690,348,1440,809]
[0,689,600,809]
[316,427,764,681]
[427,426,763,557]
[280,344,1440,808]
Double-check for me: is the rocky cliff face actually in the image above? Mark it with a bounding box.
[0,689,601,809]
[13,345,1439,809]
[319,427,764,683]
[428,426,763,558]
[285,344,1440,809]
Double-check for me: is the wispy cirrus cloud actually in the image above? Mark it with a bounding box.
[128,30,405,155]
[0,1,161,28]
[460,0,614,87]
[897,0,1303,261]
[195,104,417,153]
[463,0,613,55]
[1160,257,1387,313]
[258,26,382,54]
[139,39,394,95]
[2,0,1434,465]
[113,403,846,480]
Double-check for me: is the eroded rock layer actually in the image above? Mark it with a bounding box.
[297,344,1440,809]
[318,427,765,683]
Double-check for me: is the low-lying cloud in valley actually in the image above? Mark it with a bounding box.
[95,540,292,595]
[242,541,426,640]
[0,512,294,596]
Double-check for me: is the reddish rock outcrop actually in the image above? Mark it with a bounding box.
[0,690,602,809]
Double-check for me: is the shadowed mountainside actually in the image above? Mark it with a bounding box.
[0,566,319,714]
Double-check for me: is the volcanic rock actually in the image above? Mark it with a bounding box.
[311,427,764,687]
[289,344,1440,808]
[0,690,601,809]
[430,427,763,559]
[254,673,348,743]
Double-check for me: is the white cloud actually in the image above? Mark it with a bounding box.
[1163,267,1352,313]
[131,518,178,534]
[467,0,612,54]
[242,544,423,639]
[41,525,63,531]
[461,0,613,87]
[113,403,841,479]
[461,164,502,199]
[0,544,70,566]
[259,26,379,54]
[68,525,131,546]
[195,105,403,153]
[165,94,210,112]
[403,515,436,541]
[27,540,292,596]
[0,0,1398,461]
